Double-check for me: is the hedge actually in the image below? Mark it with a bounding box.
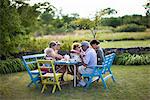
[115,24,146,32]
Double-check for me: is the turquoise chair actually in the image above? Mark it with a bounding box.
[82,53,116,89]
[22,54,46,88]
[102,53,116,82]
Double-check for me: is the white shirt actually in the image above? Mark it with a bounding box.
[70,53,82,62]
[83,48,97,67]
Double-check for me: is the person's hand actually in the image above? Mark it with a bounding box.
[80,52,85,57]
[63,55,70,61]
[83,63,87,67]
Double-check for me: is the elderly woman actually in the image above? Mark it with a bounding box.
[44,41,63,60]
[70,43,82,62]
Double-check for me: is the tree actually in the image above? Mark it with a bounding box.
[39,2,56,26]
[0,0,22,58]
[144,1,150,16]
[70,18,93,30]
[0,0,55,58]
[143,1,150,27]
[91,8,117,39]
[14,1,41,34]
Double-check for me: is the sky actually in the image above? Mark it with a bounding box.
[28,0,148,18]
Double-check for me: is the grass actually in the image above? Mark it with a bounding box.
[0,65,150,100]
[36,33,150,50]
[36,30,150,49]
[96,31,150,41]
[100,40,150,48]
[38,30,150,42]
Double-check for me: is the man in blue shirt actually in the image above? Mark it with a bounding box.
[78,41,97,86]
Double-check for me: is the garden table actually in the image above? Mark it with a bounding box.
[55,60,78,87]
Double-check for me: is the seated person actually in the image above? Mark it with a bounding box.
[45,41,70,79]
[70,43,82,62]
[55,41,61,54]
[90,39,105,65]
[78,41,97,86]
[44,41,64,60]
[44,41,64,72]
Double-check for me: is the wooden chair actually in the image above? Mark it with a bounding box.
[22,54,46,88]
[82,53,116,89]
[37,60,63,93]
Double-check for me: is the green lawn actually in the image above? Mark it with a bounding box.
[0,65,150,100]
[101,40,150,48]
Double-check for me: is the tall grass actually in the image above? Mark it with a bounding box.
[38,30,150,42]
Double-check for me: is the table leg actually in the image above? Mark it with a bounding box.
[73,65,76,87]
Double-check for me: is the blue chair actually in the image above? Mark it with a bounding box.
[102,53,116,82]
[22,54,46,88]
[82,53,116,89]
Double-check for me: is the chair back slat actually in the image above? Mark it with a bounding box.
[26,61,37,65]
[22,54,46,59]
[102,53,115,73]
[22,54,46,82]
[37,60,57,79]
[22,54,45,69]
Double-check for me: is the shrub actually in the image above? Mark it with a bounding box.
[115,53,150,65]
[61,40,72,51]
[115,24,146,32]
[0,58,25,74]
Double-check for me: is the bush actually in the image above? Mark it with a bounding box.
[61,40,72,51]
[0,58,38,74]
[0,58,25,74]
[115,53,150,65]
[115,24,146,32]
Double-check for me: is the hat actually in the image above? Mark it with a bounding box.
[81,41,90,47]
[90,39,100,45]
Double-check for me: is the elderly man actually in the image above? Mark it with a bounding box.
[78,41,97,86]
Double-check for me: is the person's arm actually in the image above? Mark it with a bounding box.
[81,51,91,67]
[70,50,80,54]
[100,48,105,62]
[80,56,87,67]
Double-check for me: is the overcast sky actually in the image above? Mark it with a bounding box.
[28,0,148,18]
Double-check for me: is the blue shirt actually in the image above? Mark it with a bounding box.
[83,48,97,68]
